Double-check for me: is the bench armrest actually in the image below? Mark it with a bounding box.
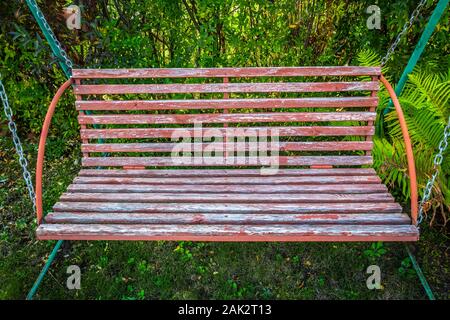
[379,75,418,225]
[36,79,73,224]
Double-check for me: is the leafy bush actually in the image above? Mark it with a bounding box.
[384,71,449,225]
[357,49,449,226]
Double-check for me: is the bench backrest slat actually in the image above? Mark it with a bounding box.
[72,66,380,168]
[78,112,376,125]
[75,97,379,111]
[72,66,381,78]
[74,81,379,95]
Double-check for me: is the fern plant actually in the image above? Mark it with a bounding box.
[357,49,450,226]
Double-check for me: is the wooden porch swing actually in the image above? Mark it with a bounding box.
[35,66,419,242]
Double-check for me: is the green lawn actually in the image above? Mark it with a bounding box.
[1,137,449,300]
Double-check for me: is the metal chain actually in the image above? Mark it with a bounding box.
[417,115,450,225]
[0,77,36,212]
[381,0,428,66]
[26,0,73,75]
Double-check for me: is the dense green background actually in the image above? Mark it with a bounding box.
[1,0,449,136]
[0,0,449,299]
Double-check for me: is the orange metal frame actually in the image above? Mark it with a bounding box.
[379,75,418,225]
[34,74,418,226]
[36,78,73,224]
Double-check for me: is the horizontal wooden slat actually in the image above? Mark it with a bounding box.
[74,82,379,95]
[73,174,380,185]
[67,183,388,194]
[80,126,375,139]
[78,168,377,178]
[59,192,393,203]
[72,67,382,79]
[36,223,418,242]
[81,141,374,153]
[78,112,376,125]
[44,212,409,225]
[81,156,373,167]
[75,97,379,111]
[52,202,402,213]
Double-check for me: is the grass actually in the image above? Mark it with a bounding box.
[1,136,449,300]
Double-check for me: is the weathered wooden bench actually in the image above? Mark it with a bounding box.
[35,67,419,241]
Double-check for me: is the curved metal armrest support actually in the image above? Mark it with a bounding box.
[36,79,73,224]
[379,75,418,225]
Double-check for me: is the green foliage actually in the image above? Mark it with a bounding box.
[173,241,194,262]
[357,49,450,225]
[387,70,450,223]
[398,258,416,279]
[1,0,449,140]
[364,242,387,262]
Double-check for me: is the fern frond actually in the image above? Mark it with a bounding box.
[406,72,450,119]
[386,105,445,148]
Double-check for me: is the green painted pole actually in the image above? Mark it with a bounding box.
[23,1,70,300]
[405,245,436,300]
[26,240,64,300]
[383,0,449,115]
[24,0,72,78]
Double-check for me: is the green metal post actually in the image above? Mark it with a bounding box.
[383,0,449,115]
[405,245,436,300]
[26,240,64,300]
[22,1,71,300]
[24,0,72,78]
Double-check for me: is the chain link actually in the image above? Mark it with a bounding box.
[417,115,450,225]
[381,0,428,66]
[0,77,36,212]
[27,0,73,75]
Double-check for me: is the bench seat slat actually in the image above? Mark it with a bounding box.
[74,81,379,95]
[73,174,380,185]
[76,97,378,111]
[72,66,382,79]
[78,112,376,125]
[78,168,377,177]
[36,223,418,242]
[67,183,389,194]
[52,202,402,214]
[59,192,393,203]
[44,212,409,225]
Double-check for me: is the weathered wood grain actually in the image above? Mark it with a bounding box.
[36,223,419,242]
[81,155,373,167]
[59,192,393,203]
[81,141,374,153]
[44,212,409,225]
[80,126,375,139]
[72,66,382,79]
[78,168,377,177]
[75,97,379,111]
[78,112,376,125]
[52,201,402,213]
[74,82,379,95]
[67,183,389,194]
[73,174,380,185]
